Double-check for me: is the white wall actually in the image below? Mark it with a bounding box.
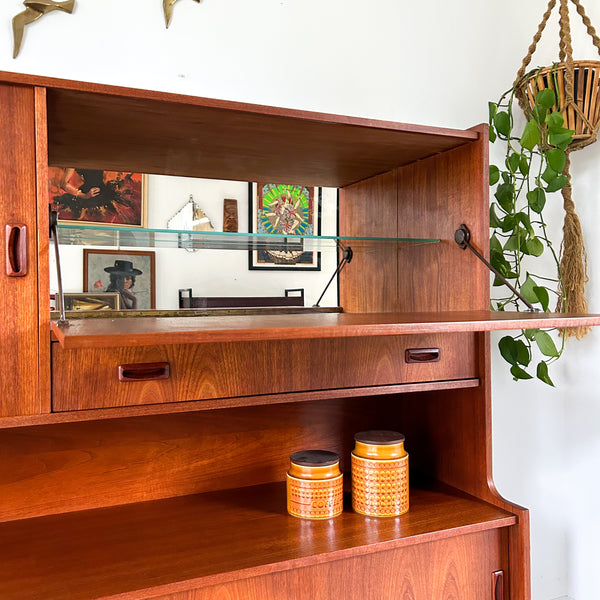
[4,1,600,598]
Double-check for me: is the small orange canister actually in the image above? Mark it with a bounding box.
[351,430,409,517]
[286,450,344,519]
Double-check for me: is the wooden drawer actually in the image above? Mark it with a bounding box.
[52,333,477,411]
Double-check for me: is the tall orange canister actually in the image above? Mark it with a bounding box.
[351,430,409,517]
[286,450,344,519]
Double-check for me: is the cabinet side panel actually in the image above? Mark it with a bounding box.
[338,169,398,311]
[148,530,504,600]
[396,134,489,312]
[0,84,40,416]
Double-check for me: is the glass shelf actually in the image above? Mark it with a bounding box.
[56,224,440,251]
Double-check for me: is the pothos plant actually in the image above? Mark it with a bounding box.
[488,75,574,386]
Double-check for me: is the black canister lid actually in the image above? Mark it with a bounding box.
[354,430,405,445]
[290,449,340,466]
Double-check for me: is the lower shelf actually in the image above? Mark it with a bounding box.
[0,480,516,600]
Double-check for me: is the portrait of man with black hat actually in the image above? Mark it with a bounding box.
[104,259,143,309]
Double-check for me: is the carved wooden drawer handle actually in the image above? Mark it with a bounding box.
[492,570,504,600]
[118,362,170,382]
[5,224,27,277]
[405,348,440,363]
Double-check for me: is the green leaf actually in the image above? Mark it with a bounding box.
[503,232,522,251]
[546,148,566,173]
[532,105,548,124]
[519,154,530,176]
[536,88,556,110]
[499,214,517,233]
[501,171,511,184]
[533,285,550,311]
[489,204,502,228]
[548,127,574,150]
[499,336,519,365]
[490,233,503,254]
[494,111,511,137]
[488,101,498,122]
[534,330,559,357]
[506,152,520,173]
[536,361,555,386]
[511,364,533,380]
[524,329,537,341]
[490,249,517,282]
[520,119,540,151]
[524,237,544,257]
[489,124,497,143]
[546,174,569,193]
[516,212,534,236]
[542,165,557,184]
[490,250,512,278]
[515,339,531,366]
[490,249,508,269]
[546,112,564,130]
[527,188,546,213]
[489,165,500,186]
[495,182,514,212]
[521,274,540,304]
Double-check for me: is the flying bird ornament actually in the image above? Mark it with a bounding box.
[12,0,75,58]
[163,0,201,28]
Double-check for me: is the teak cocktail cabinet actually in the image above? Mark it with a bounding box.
[1,71,599,600]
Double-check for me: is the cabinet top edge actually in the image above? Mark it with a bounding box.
[0,70,481,141]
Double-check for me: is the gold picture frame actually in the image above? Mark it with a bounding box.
[48,168,148,227]
[59,292,121,311]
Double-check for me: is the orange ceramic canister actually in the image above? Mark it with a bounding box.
[286,450,344,519]
[351,430,409,517]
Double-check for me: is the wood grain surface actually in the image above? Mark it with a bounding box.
[52,333,476,410]
[151,530,506,600]
[0,84,40,417]
[38,80,477,187]
[0,392,492,521]
[51,310,600,349]
[393,133,489,312]
[0,377,480,430]
[338,169,399,312]
[0,481,513,600]
[35,85,52,415]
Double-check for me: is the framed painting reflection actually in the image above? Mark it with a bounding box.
[49,168,147,227]
[248,183,321,271]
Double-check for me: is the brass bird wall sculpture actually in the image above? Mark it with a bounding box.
[163,0,201,28]
[12,0,75,58]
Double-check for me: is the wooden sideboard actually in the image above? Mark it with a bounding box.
[1,70,599,600]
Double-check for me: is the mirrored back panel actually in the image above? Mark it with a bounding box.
[50,174,342,313]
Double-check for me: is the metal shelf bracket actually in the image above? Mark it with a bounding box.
[454,224,538,312]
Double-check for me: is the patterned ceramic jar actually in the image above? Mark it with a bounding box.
[351,430,409,517]
[286,450,344,519]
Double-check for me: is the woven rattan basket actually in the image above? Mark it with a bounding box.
[518,60,600,150]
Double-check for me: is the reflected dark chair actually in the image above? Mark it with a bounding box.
[178,288,304,309]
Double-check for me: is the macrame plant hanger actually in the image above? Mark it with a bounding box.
[513,0,600,338]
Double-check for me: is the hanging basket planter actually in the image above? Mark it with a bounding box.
[517,60,600,150]
[505,0,600,337]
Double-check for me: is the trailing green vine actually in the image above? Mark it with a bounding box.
[488,73,574,386]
